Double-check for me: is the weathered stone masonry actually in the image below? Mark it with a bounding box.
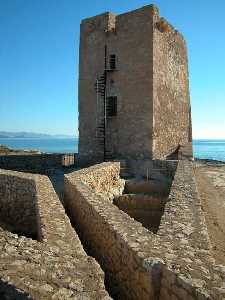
[152,15,191,158]
[0,154,64,174]
[64,162,225,300]
[78,5,192,164]
[0,169,110,299]
[0,172,38,239]
[0,4,223,300]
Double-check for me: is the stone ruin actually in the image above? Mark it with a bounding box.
[0,4,224,300]
[78,4,192,165]
[0,161,225,299]
[64,161,225,299]
[0,169,110,299]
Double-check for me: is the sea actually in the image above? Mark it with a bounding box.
[0,138,225,162]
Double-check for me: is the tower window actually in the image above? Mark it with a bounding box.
[109,54,116,70]
[107,96,117,117]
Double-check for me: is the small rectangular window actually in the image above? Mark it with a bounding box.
[109,54,116,70]
[107,96,117,117]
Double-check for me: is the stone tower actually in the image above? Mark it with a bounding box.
[78,4,192,165]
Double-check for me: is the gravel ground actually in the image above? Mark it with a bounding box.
[194,159,225,265]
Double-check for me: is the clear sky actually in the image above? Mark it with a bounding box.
[0,0,225,138]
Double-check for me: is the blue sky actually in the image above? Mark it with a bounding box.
[0,0,225,138]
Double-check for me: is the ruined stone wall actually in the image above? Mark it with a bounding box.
[0,153,65,174]
[0,170,38,238]
[125,159,177,179]
[152,16,191,158]
[0,169,110,299]
[65,171,158,299]
[64,161,225,300]
[68,162,124,201]
[114,194,165,233]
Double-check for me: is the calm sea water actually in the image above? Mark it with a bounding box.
[0,138,225,162]
[0,138,78,154]
[193,140,225,162]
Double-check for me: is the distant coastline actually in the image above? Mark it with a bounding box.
[0,137,225,162]
[0,131,76,139]
[0,144,43,155]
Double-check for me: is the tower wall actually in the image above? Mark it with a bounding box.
[152,16,192,158]
[78,5,192,164]
[78,6,156,164]
[78,13,109,164]
[106,6,154,160]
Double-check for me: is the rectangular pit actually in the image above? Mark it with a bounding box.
[64,162,176,299]
[114,162,174,233]
[114,193,166,233]
[0,170,39,239]
[64,161,225,300]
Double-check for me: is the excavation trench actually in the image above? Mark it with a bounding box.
[113,179,169,233]
[65,210,116,298]
[0,174,39,240]
[113,193,166,233]
[64,167,172,299]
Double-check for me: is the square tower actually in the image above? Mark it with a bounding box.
[78,4,192,164]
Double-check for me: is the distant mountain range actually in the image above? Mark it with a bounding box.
[0,131,76,139]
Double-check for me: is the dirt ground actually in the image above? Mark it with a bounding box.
[194,160,225,265]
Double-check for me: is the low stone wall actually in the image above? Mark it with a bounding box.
[122,159,177,180]
[114,194,165,233]
[0,153,75,174]
[166,142,193,160]
[0,169,110,299]
[64,161,225,300]
[124,179,169,195]
[0,170,38,238]
[156,161,224,299]
[65,176,157,299]
[70,162,125,201]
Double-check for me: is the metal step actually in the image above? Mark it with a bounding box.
[95,86,105,91]
[97,123,105,128]
[105,151,113,159]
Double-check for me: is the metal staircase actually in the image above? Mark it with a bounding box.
[95,72,106,148]
[95,46,115,161]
